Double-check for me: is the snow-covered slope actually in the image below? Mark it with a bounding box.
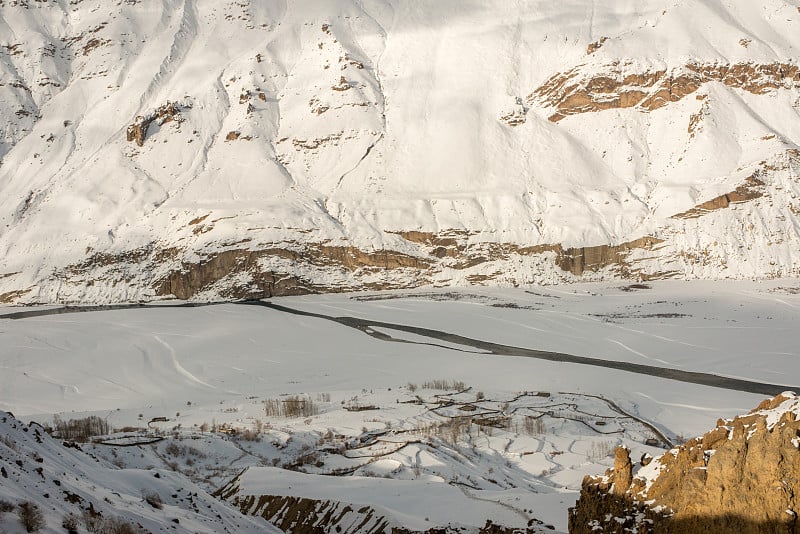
[0,412,280,533]
[1,0,800,303]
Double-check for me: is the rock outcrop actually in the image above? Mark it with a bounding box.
[219,473,552,534]
[235,491,548,534]
[126,101,185,147]
[672,172,766,219]
[569,393,800,533]
[530,61,800,122]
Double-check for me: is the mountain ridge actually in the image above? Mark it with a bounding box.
[1,0,800,303]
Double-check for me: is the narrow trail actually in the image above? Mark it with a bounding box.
[1,300,796,397]
[579,393,675,448]
[453,483,531,523]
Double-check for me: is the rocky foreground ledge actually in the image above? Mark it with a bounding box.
[569,393,800,533]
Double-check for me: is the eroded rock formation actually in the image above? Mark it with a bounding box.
[530,61,800,122]
[672,172,766,219]
[218,474,550,533]
[126,101,186,146]
[569,393,800,533]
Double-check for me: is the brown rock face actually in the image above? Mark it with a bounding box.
[554,237,664,278]
[40,230,670,303]
[0,288,31,303]
[154,245,432,300]
[611,446,633,496]
[154,249,317,300]
[530,61,800,122]
[672,172,766,219]
[586,37,608,55]
[148,232,669,301]
[569,393,800,533]
[391,231,665,278]
[125,101,184,146]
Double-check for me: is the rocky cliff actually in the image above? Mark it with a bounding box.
[568,393,800,533]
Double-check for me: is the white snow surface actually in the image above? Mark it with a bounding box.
[758,391,800,429]
[3,281,795,430]
[0,1,800,301]
[1,281,798,531]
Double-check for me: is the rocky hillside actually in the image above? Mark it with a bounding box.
[1,0,800,303]
[220,488,550,534]
[568,392,800,533]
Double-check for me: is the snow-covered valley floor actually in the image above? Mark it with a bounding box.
[1,280,798,532]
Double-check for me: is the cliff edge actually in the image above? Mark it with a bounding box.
[569,392,800,533]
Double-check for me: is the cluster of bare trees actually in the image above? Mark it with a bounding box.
[263,396,318,418]
[51,415,110,442]
[420,379,466,391]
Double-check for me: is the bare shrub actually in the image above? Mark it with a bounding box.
[165,442,181,456]
[62,513,80,533]
[52,415,110,442]
[84,511,147,534]
[316,392,331,402]
[421,379,466,391]
[407,383,418,393]
[293,445,320,467]
[239,429,260,442]
[17,501,45,532]
[0,499,14,512]
[186,445,205,458]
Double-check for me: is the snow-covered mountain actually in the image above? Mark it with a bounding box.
[1,0,800,303]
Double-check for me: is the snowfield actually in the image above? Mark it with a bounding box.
[1,281,798,532]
